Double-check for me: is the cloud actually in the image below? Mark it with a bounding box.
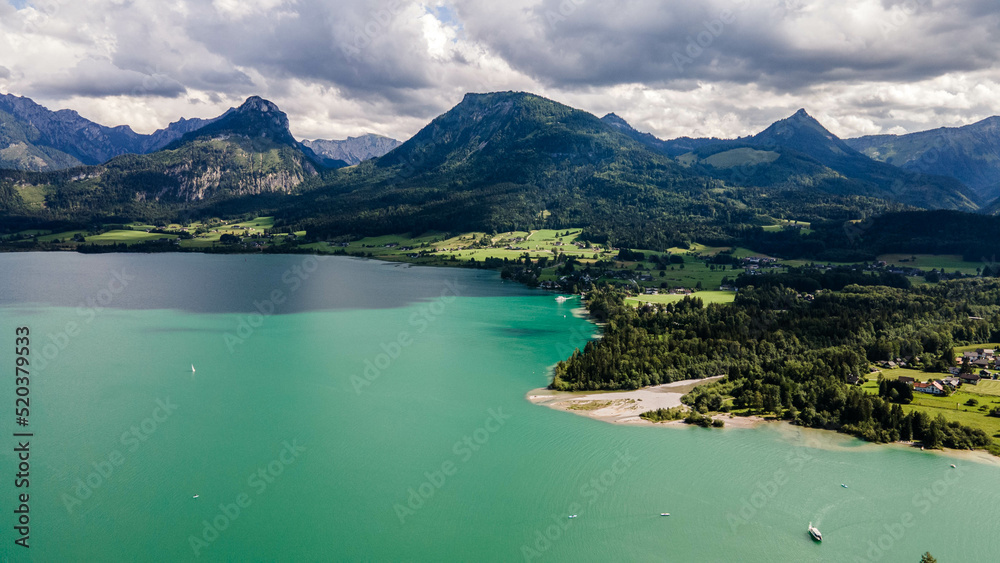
[30,58,187,98]
[0,0,997,142]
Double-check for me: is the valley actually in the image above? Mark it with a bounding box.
[5,2,1000,560]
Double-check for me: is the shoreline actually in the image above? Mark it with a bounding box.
[527,379,1000,464]
[525,375,762,426]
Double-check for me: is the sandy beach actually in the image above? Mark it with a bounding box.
[528,378,1000,462]
[527,375,767,427]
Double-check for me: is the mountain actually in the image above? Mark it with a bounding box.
[671,109,980,211]
[599,113,672,154]
[286,91,730,241]
[371,92,662,175]
[166,96,348,170]
[0,93,216,171]
[600,113,734,157]
[301,134,401,166]
[169,96,298,148]
[3,96,338,215]
[284,92,900,247]
[0,91,969,252]
[846,117,1000,202]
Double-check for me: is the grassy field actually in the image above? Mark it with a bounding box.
[86,230,178,244]
[903,397,1000,447]
[328,229,617,263]
[862,366,1000,448]
[626,291,736,306]
[13,184,47,208]
[971,380,1000,397]
[27,218,286,248]
[0,229,51,240]
[953,343,1000,354]
[305,228,743,292]
[179,217,278,248]
[877,254,982,275]
[870,367,926,382]
[36,230,87,242]
[762,219,814,235]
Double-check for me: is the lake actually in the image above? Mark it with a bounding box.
[1,253,998,561]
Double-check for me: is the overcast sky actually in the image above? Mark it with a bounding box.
[2,0,999,142]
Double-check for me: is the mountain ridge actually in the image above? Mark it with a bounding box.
[847,116,1000,202]
[0,91,985,247]
[302,134,401,166]
[0,93,217,170]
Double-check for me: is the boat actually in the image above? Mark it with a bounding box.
[192,495,199,499]
[555,296,570,303]
[841,484,848,488]
[950,464,956,468]
[568,514,577,519]
[191,364,196,373]
[808,522,822,542]
[660,513,670,517]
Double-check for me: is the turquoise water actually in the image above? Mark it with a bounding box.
[0,253,998,562]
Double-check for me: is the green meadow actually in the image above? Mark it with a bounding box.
[878,253,983,274]
[863,364,1000,449]
[86,230,178,244]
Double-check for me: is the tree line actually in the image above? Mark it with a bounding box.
[553,281,999,452]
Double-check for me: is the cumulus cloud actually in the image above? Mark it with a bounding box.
[0,0,997,141]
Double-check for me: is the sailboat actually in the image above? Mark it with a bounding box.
[191,364,196,373]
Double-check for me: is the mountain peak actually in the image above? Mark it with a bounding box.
[173,95,295,147]
[599,112,673,153]
[754,108,846,152]
[237,96,281,114]
[375,91,670,179]
[601,113,630,128]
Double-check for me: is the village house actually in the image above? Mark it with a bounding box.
[896,376,915,385]
[941,377,961,389]
[959,373,981,385]
[914,381,945,395]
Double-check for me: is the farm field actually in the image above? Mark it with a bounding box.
[877,253,982,275]
[86,230,178,244]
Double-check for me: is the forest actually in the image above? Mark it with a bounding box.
[552,280,1000,452]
